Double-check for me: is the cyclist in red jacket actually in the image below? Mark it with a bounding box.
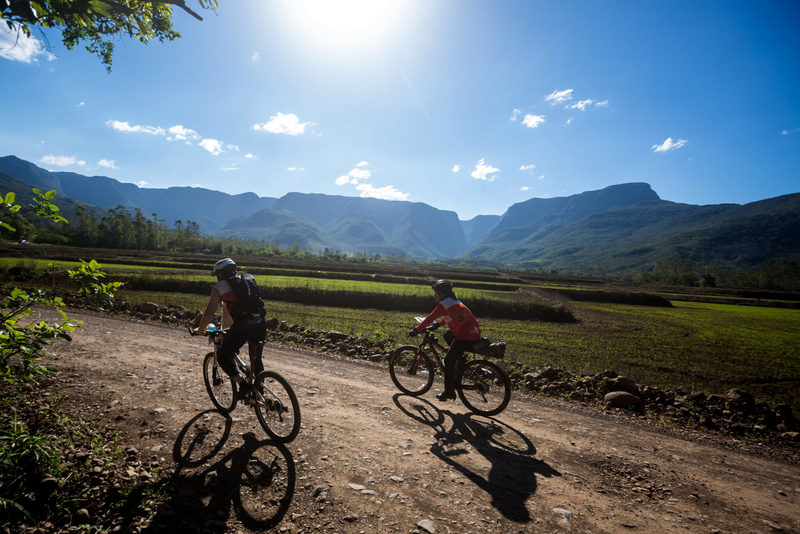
[410,279,481,401]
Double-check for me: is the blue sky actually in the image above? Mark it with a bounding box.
[1,0,798,220]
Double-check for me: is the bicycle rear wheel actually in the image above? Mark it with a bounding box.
[203,352,237,412]
[254,371,301,443]
[457,359,511,416]
[389,346,435,396]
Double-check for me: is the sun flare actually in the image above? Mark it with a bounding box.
[287,0,406,48]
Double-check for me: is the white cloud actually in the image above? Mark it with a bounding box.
[222,165,239,172]
[39,155,85,167]
[199,138,223,155]
[287,167,305,172]
[545,89,573,105]
[355,183,409,201]
[335,175,356,186]
[522,114,545,128]
[356,161,369,167]
[570,99,594,111]
[97,159,116,169]
[451,165,461,173]
[136,181,149,188]
[471,158,500,181]
[595,100,609,107]
[521,186,530,191]
[566,118,573,125]
[349,168,371,180]
[107,120,165,136]
[227,144,239,151]
[510,109,522,121]
[245,153,255,159]
[167,125,199,142]
[538,174,545,180]
[652,137,688,152]
[253,112,313,135]
[519,164,536,173]
[0,24,56,63]
[77,101,85,107]
[335,165,371,185]
[252,52,260,62]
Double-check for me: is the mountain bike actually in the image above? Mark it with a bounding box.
[190,324,301,443]
[389,319,511,416]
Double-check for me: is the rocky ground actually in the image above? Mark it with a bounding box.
[5,307,800,533]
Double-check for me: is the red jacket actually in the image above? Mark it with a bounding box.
[416,297,481,341]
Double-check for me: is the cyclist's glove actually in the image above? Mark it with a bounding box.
[408,328,419,337]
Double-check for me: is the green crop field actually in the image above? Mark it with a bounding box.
[3,250,799,411]
[117,287,800,412]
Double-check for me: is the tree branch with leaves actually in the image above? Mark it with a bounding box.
[2,0,219,71]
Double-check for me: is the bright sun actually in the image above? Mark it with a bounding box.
[287,0,406,48]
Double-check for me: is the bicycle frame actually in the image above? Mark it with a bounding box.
[204,326,282,409]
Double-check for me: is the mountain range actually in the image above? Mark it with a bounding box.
[1,155,798,273]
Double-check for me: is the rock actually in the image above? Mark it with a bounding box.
[327,331,348,342]
[726,388,755,411]
[74,508,91,522]
[763,519,784,531]
[312,484,329,498]
[417,519,435,533]
[347,483,365,491]
[265,318,280,330]
[535,366,559,382]
[611,376,640,395]
[553,507,572,523]
[779,432,800,442]
[604,391,643,410]
[136,302,160,314]
[707,393,726,404]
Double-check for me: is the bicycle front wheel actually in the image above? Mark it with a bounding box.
[254,371,301,443]
[389,346,435,396]
[203,352,237,413]
[457,359,511,416]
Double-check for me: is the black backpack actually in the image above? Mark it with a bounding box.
[229,273,266,320]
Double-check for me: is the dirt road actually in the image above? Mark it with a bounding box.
[41,309,800,533]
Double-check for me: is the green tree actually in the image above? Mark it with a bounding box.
[2,0,219,71]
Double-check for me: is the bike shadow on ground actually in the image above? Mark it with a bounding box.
[141,409,296,533]
[393,394,561,523]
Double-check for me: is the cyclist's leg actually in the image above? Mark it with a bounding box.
[246,319,267,376]
[442,340,470,395]
[219,324,249,378]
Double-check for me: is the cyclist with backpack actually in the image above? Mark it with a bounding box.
[193,258,267,400]
[409,279,482,401]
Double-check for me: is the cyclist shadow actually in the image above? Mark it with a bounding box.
[143,409,296,533]
[393,394,560,523]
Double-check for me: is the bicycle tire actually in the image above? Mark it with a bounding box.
[203,352,237,413]
[389,345,435,396]
[254,371,301,443]
[457,359,511,416]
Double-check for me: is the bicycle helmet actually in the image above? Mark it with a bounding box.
[432,279,456,299]
[211,257,237,279]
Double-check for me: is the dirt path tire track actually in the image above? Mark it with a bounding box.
[40,309,800,533]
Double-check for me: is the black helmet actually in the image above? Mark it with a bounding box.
[432,279,455,298]
[211,257,237,279]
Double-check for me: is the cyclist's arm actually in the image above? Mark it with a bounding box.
[193,286,222,334]
[414,304,445,333]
